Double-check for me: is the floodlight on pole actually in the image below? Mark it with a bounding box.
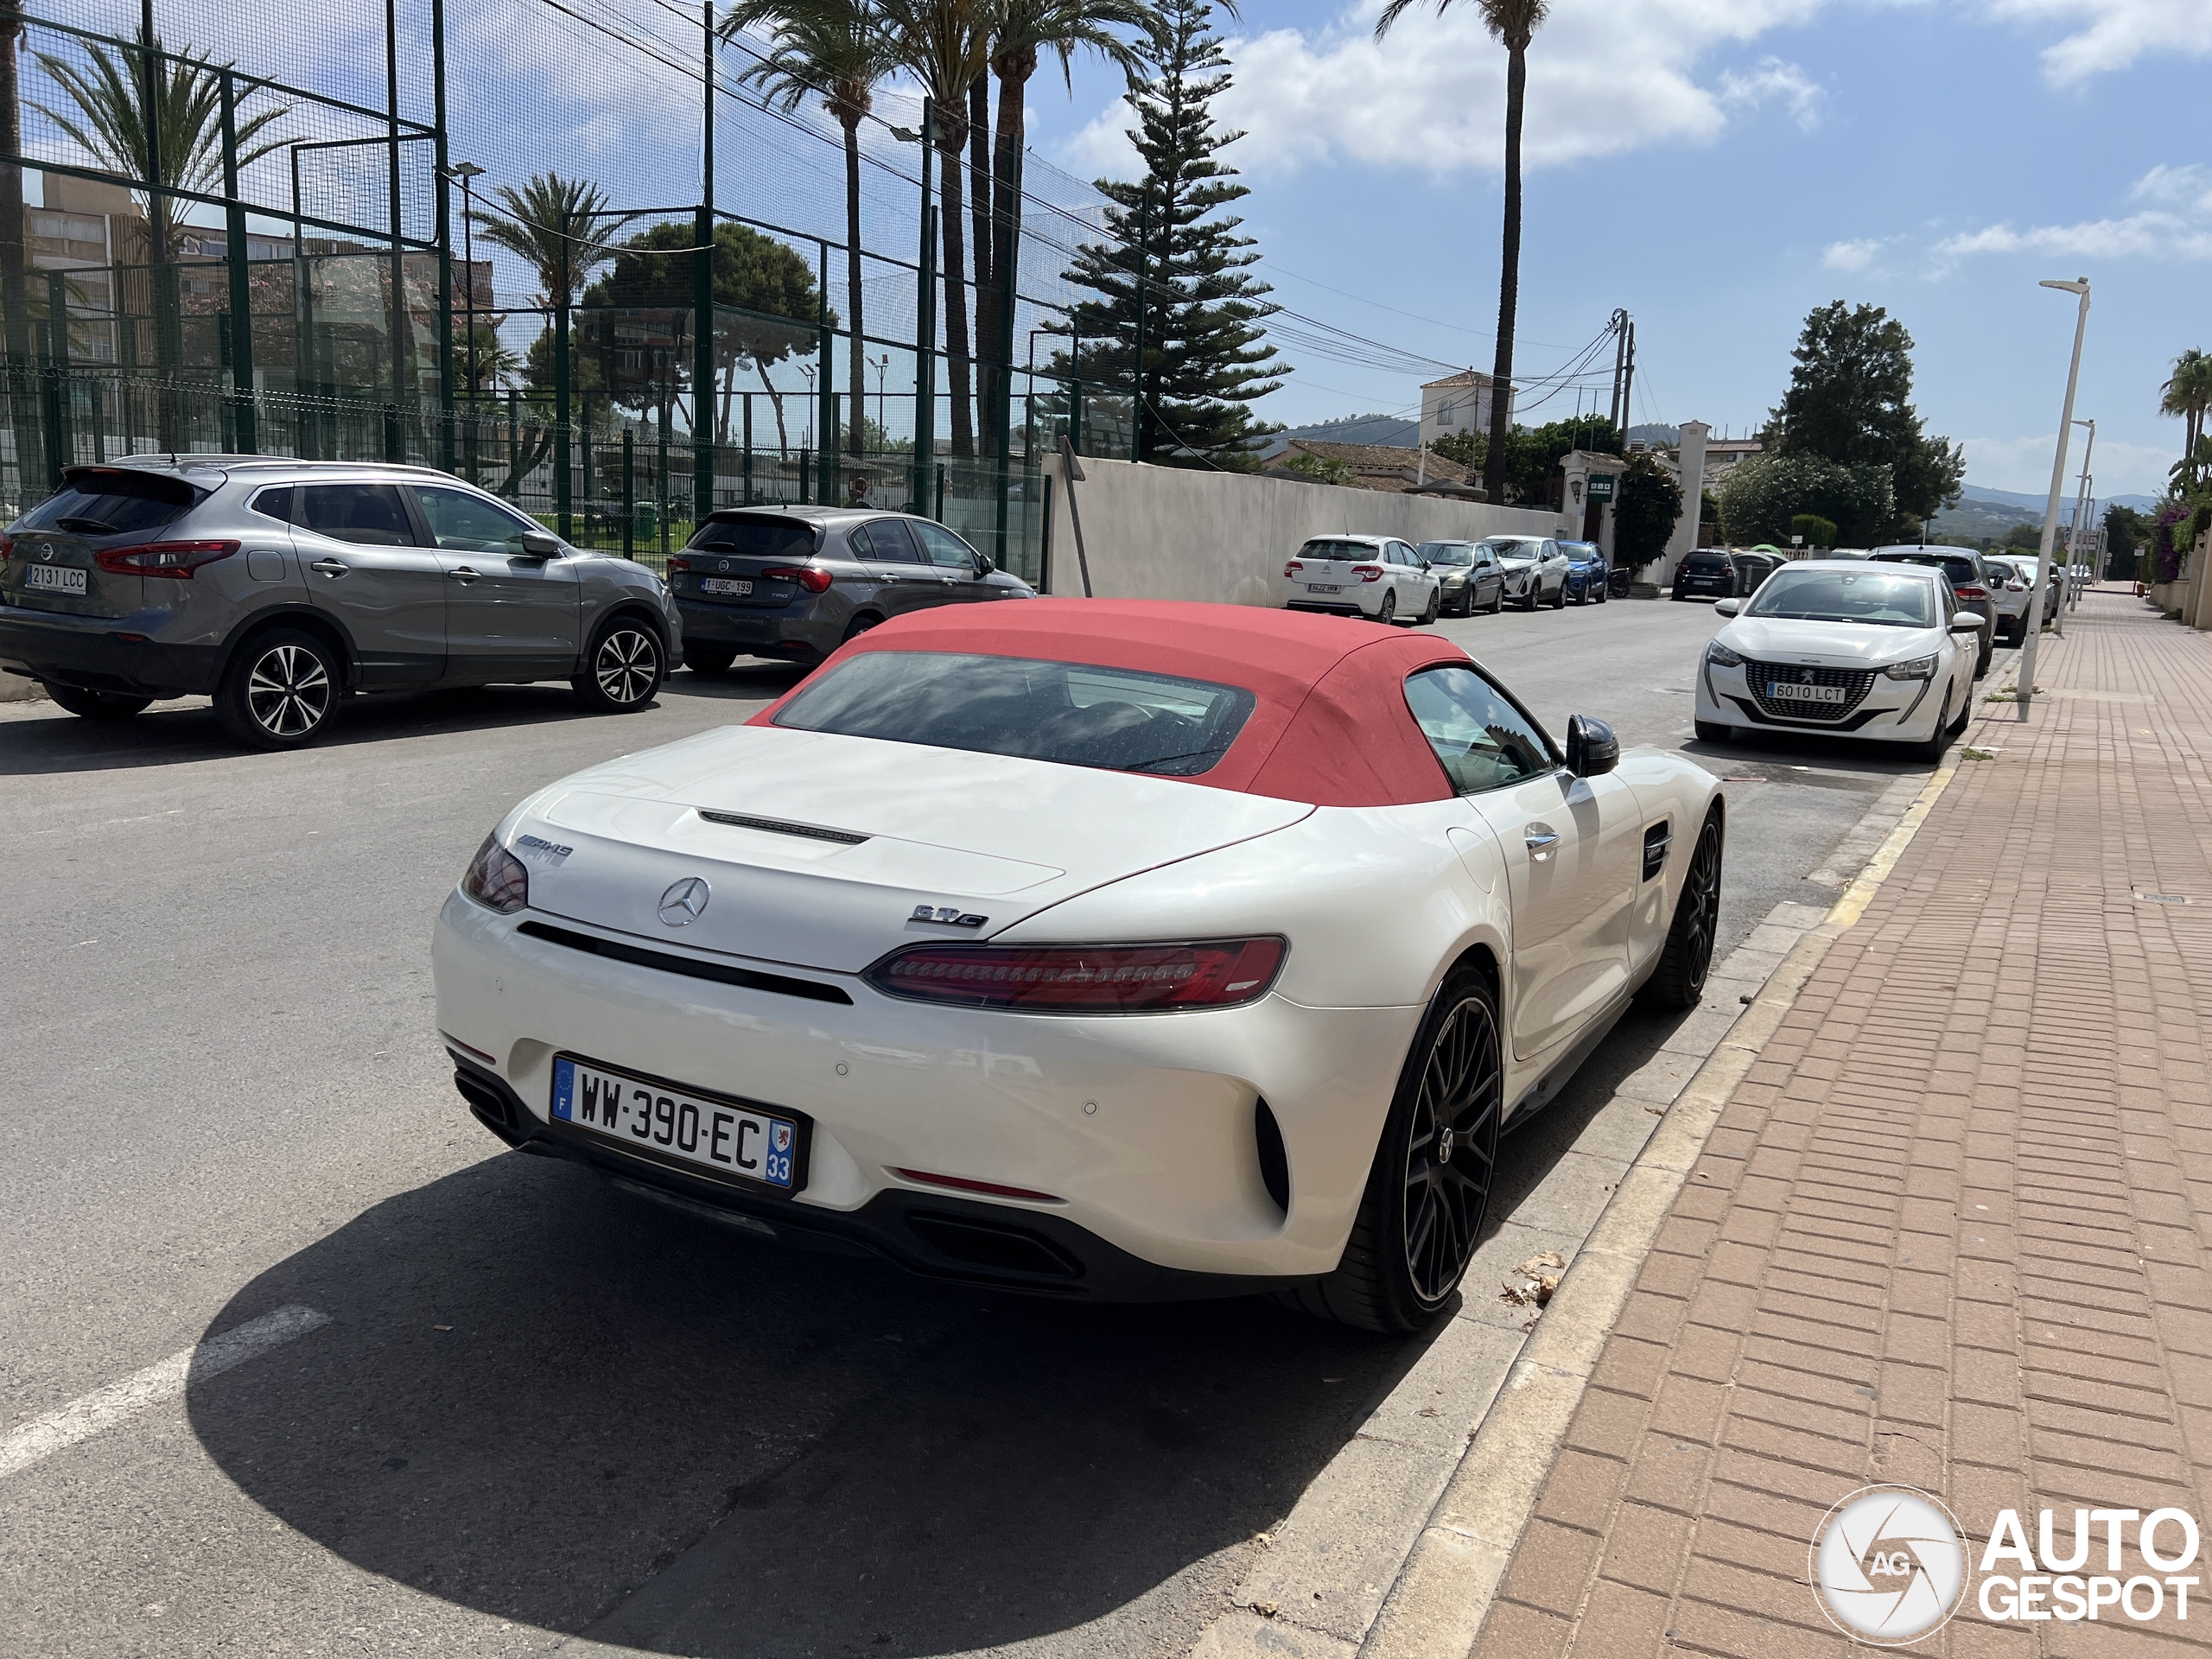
[442,162,487,409]
[2017,278,2090,715]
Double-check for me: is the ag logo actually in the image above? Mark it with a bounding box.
[1809,1484,1969,1644]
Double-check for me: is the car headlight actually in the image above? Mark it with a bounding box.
[1706,641,1744,669]
[460,832,530,912]
[1882,655,1937,681]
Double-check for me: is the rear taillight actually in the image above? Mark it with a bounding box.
[0,532,13,559]
[666,555,693,575]
[1954,584,1987,601]
[865,938,1287,1014]
[1353,564,1384,582]
[93,539,238,579]
[765,563,833,594]
[459,833,529,914]
[1284,560,1304,578]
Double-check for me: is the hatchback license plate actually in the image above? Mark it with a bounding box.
[551,1055,802,1191]
[1768,681,1846,704]
[700,577,753,597]
[24,564,87,594]
[1306,582,1342,594]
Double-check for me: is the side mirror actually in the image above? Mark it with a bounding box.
[1949,612,1985,633]
[975,553,995,575]
[1713,598,1742,617]
[1565,713,1619,778]
[519,530,561,559]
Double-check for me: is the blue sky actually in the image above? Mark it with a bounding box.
[1028,0,2212,497]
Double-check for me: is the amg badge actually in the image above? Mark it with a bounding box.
[912,905,988,928]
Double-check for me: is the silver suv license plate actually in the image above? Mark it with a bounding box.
[25,564,87,594]
[551,1055,802,1191]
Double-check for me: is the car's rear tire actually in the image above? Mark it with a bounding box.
[1974,636,1992,678]
[1694,719,1732,743]
[46,683,153,721]
[216,627,340,749]
[685,645,737,676]
[842,612,883,644]
[1551,580,1567,609]
[1644,810,1723,1008]
[1487,584,1503,615]
[1281,963,1503,1335]
[573,615,664,713]
[1418,586,1441,626]
[1376,588,1397,625]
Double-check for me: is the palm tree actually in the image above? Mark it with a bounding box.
[468,173,633,308]
[982,0,1164,451]
[2159,346,2211,468]
[1374,0,1546,505]
[33,27,290,263]
[722,0,899,458]
[874,0,990,458]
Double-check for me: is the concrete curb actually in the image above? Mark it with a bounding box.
[1351,754,1966,1659]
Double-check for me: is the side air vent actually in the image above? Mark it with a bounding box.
[697,809,868,845]
[1641,822,1672,882]
[1255,1098,1290,1217]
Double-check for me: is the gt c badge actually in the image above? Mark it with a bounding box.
[912,905,988,927]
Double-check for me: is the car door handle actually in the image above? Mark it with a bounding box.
[1525,823,1561,861]
[310,558,348,578]
[448,566,480,584]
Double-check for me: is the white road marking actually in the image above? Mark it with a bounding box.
[0,1305,330,1481]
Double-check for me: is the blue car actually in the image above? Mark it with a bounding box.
[1561,541,1609,605]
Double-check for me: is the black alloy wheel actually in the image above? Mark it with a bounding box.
[1645,810,1723,1007]
[215,627,340,749]
[1552,578,1567,609]
[575,619,664,713]
[1281,965,1503,1334]
[1418,584,1441,626]
[46,683,153,721]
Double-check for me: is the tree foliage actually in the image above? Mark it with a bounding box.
[1764,301,1963,534]
[1430,416,1619,505]
[2159,347,2212,467]
[1718,451,1893,548]
[1054,0,1284,467]
[1280,449,1356,485]
[1789,512,1838,550]
[1613,451,1681,573]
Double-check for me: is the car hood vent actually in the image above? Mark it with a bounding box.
[697,810,868,846]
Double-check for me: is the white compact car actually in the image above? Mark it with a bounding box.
[1281,535,1441,625]
[1694,560,1983,761]
[433,601,1724,1333]
[1486,536,1570,609]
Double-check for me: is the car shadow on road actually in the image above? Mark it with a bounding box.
[186,1147,1406,1657]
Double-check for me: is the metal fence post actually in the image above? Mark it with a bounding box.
[554,301,572,537]
[622,424,634,557]
[741,393,753,505]
[219,69,257,454]
[431,0,454,471]
[992,141,1022,564]
[580,392,594,543]
[911,99,937,512]
[816,241,836,508]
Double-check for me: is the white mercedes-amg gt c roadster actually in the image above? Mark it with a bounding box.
[432,600,1724,1333]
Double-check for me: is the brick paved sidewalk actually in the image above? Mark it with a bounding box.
[1478,590,2212,1657]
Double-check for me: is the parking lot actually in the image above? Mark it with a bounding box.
[0,594,1985,1657]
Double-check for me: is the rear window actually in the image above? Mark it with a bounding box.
[772,651,1257,778]
[15,470,201,537]
[1684,554,1731,571]
[1875,553,1975,584]
[1300,540,1377,563]
[689,516,819,559]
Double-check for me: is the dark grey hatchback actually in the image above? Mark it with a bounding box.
[668,506,1034,672]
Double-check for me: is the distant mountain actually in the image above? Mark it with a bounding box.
[1255,414,1420,460]
[1958,482,2160,514]
[1626,423,1680,447]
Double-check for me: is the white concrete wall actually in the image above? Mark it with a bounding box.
[1041,457,1556,605]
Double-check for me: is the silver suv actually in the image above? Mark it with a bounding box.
[0,457,683,748]
[669,505,1033,671]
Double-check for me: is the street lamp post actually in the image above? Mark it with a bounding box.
[441,161,486,481]
[2063,416,2096,620]
[2018,277,2091,715]
[873,353,888,452]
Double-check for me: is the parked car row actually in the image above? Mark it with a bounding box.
[0,457,1031,749]
[1280,533,1610,624]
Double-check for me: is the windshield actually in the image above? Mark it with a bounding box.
[1744,569,1937,628]
[772,651,1258,777]
[1418,543,1475,566]
[1478,537,1542,562]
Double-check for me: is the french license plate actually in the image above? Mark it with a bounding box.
[699,577,753,597]
[24,564,87,594]
[1306,582,1342,594]
[1768,681,1846,704]
[551,1055,803,1192]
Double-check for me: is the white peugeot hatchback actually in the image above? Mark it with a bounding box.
[1694,560,1982,763]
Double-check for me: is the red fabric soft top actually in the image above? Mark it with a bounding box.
[746,599,1469,806]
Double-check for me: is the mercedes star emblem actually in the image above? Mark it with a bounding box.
[658,876,710,926]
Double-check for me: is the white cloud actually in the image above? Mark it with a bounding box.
[1064,0,1835,181]
[1933,211,2212,265]
[1065,96,1143,181]
[1961,433,2177,496]
[1718,56,1827,130]
[1984,0,2212,85]
[1822,236,1891,271]
[2131,162,2212,213]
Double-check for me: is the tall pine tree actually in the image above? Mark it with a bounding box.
[1052,0,1284,467]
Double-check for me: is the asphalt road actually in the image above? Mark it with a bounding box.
[0,594,1959,1657]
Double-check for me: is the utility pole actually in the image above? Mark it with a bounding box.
[1619,318,1637,439]
[2063,416,2095,620]
[1606,309,1628,435]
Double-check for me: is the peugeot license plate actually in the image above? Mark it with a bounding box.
[1306,582,1342,594]
[1768,681,1846,704]
[700,577,753,597]
[551,1055,804,1192]
[24,564,87,594]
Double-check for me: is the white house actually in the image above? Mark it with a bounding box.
[1420,369,1516,443]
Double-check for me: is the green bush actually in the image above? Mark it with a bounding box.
[1718,452,1893,546]
[1789,512,1838,550]
[1615,453,1682,574]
